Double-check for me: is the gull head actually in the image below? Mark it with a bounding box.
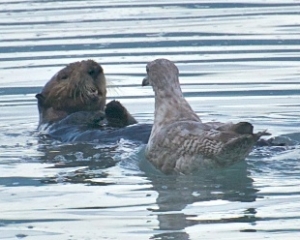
[142,59,180,92]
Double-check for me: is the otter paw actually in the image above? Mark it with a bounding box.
[105,100,137,128]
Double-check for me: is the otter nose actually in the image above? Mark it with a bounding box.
[88,89,99,100]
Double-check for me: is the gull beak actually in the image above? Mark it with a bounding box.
[142,76,149,86]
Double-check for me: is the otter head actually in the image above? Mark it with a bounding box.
[36,60,107,125]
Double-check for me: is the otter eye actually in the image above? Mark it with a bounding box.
[61,73,68,80]
[88,68,100,78]
[88,69,95,76]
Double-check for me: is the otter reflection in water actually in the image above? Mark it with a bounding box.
[36,60,152,143]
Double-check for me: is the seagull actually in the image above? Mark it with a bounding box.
[142,58,269,174]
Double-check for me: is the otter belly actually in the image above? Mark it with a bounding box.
[39,121,152,144]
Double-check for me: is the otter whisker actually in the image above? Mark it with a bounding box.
[80,91,84,104]
[73,84,80,100]
[54,86,65,98]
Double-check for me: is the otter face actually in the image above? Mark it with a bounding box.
[36,60,107,124]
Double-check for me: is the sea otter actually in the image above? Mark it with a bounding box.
[36,60,151,143]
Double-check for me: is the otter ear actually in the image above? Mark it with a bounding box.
[98,65,103,73]
[35,93,45,105]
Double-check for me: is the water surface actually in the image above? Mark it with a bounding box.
[1,1,300,239]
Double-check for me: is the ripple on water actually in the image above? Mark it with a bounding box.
[0,0,300,239]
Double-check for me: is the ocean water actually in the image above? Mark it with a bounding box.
[0,1,300,239]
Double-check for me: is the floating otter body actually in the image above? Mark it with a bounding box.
[39,99,151,144]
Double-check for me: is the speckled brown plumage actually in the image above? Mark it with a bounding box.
[142,58,269,174]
